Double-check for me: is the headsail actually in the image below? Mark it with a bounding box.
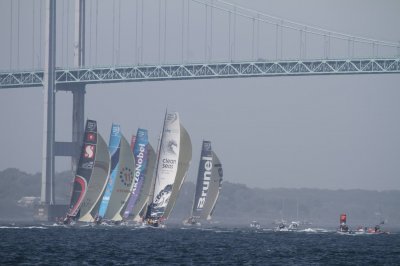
[190,141,223,221]
[123,129,154,219]
[163,124,192,219]
[147,112,181,220]
[78,133,111,222]
[106,134,135,221]
[97,124,122,219]
[66,120,98,218]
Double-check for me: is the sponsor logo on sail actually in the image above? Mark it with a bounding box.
[138,130,145,137]
[166,113,178,124]
[86,132,96,142]
[132,144,146,191]
[162,158,176,169]
[197,156,213,210]
[166,140,178,155]
[87,121,96,131]
[154,184,172,208]
[81,161,94,169]
[119,167,133,188]
[84,145,95,159]
[203,142,211,151]
[112,125,120,135]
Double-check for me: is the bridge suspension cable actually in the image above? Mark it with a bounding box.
[214,0,399,48]
[191,0,400,61]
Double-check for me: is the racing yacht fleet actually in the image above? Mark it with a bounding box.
[62,111,223,227]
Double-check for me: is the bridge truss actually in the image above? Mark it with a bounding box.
[1,58,399,89]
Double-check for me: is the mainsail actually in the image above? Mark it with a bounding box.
[203,151,223,220]
[132,144,156,222]
[78,132,111,222]
[147,112,182,221]
[66,120,99,218]
[190,141,223,221]
[163,124,192,219]
[123,129,156,220]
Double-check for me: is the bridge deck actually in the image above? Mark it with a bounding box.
[1,58,399,89]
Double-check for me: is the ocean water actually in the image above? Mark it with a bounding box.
[0,224,399,265]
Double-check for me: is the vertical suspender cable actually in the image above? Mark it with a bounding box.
[233,6,236,60]
[61,0,64,67]
[96,0,98,65]
[10,0,13,69]
[112,0,115,65]
[118,0,121,64]
[210,0,213,62]
[33,0,35,68]
[141,0,144,64]
[186,0,190,62]
[304,26,307,59]
[17,0,20,68]
[328,33,331,58]
[280,21,283,59]
[66,0,69,67]
[228,11,231,61]
[40,0,43,68]
[204,4,207,62]
[256,14,259,61]
[163,0,166,64]
[252,17,255,60]
[158,0,161,64]
[181,0,184,63]
[299,29,302,59]
[89,0,92,65]
[275,24,278,60]
[347,38,350,58]
[135,0,138,64]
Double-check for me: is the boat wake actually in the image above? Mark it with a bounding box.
[0,225,48,230]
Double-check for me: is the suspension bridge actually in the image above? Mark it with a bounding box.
[0,0,399,220]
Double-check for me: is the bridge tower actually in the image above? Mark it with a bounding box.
[36,0,86,221]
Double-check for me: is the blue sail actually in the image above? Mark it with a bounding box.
[98,124,121,218]
[123,128,149,218]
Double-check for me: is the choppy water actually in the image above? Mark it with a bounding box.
[0,224,399,265]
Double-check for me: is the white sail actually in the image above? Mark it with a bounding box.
[163,124,192,219]
[79,133,111,222]
[149,112,181,218]
[104,134,136,221]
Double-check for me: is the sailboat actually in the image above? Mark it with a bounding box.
[64,119,110,224]
[145,112,192,227]
[184,141,223,226]
[122,129,156,223]
[96,124,136,223]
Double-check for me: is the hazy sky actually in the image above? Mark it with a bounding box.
[0,0,400,190]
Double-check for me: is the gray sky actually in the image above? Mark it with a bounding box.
[0,0,400,190]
